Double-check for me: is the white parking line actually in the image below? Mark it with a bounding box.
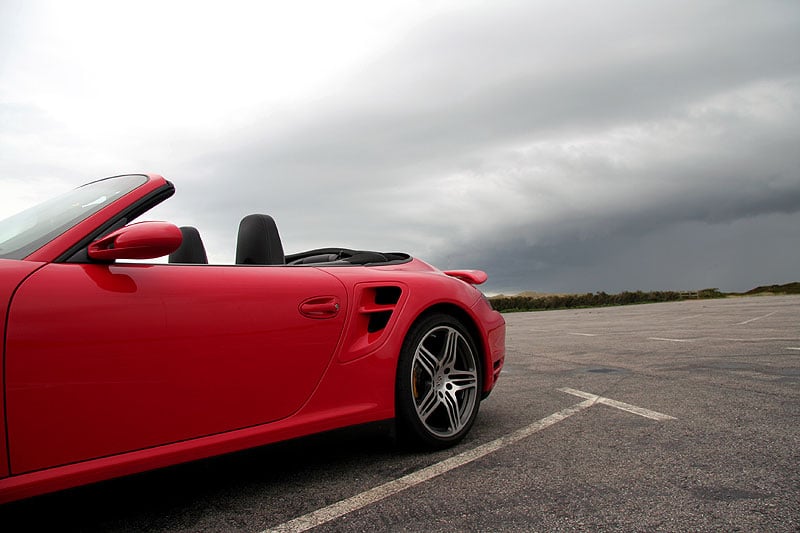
[787,347,800,351]
[263,389,675,532]
[648,337,692,343]
[567,332,597,337]
[724,338,800,342]
[264,399,594,532]
[736,311,777,325]
[559,388,677,421]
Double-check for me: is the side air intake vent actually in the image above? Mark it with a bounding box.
[368,311,392,333]
[339,283,407,362]
[363,286,401,333]
[374,286,402,305]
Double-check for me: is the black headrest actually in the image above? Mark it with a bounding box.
[236,214,285,265]
[168,226,208,264]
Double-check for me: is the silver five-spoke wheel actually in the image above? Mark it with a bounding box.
[397,314,482,448]
[412,325,479,437]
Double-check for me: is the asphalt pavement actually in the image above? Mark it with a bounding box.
[2,295,798,531]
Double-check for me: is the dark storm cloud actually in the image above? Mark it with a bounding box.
[162,0,800,292]
[453,211,800,294]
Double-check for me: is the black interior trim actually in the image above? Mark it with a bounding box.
[285,248,411,267]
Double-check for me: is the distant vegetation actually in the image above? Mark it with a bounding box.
[489,282,799,313]
[744,282,800,295]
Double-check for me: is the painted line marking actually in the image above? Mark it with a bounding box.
[787,347,800,351]
[567,332,597,337]
[264,389,674,532]
[648,337,692,343]
[736,311,777,325]
[559,388,677,421]
[723,338,800,342]
[264,399,594,532]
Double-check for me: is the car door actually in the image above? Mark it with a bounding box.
[5,262,347,474]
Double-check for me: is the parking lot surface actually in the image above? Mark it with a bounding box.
[2,295,799,531]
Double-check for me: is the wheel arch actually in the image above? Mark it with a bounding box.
[399,302,489,395]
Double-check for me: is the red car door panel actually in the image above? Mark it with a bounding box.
[0,259,47,479]
[5,263,347,474]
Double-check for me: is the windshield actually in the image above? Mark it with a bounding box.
[0,174,149,260]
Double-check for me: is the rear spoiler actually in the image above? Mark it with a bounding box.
[443,270,488,285]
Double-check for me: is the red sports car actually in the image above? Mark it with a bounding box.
[0,174,505,503]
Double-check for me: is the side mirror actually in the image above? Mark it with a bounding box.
[88,221,183,261]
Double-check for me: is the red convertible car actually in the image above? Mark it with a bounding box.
[0,174,505,503]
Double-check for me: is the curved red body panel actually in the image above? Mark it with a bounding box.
[5,263,349,473]
[0,259,47,481]
[0,175,505,503]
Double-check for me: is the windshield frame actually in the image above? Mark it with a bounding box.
[0,175,150,261]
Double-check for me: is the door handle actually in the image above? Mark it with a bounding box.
[299,297,341,318]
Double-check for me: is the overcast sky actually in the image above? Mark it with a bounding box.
[1,0,799,294]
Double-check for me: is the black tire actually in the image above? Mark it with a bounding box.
[396,313,483,449]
